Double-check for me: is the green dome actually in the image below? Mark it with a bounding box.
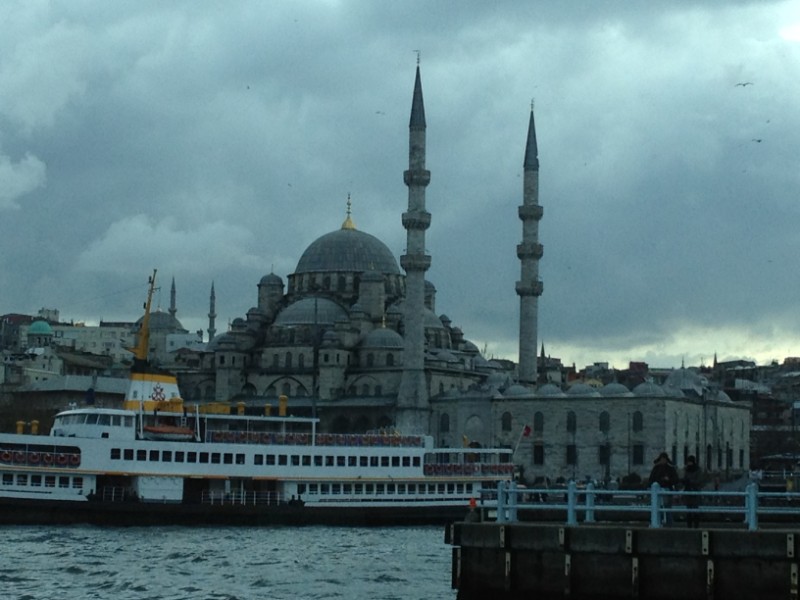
[29,320,53,335]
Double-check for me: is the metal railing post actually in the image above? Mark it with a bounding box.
[497,480,507,523]
[567,480,578,526]
[585,482,596,523]
[746,482,758,531]
[649,482,662,528]
[508,480,518,522]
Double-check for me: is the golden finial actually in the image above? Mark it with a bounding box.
[341,193,356,230]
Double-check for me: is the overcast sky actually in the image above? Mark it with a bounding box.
[1,1,799,370]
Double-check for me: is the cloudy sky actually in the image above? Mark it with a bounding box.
[1,1,799,370]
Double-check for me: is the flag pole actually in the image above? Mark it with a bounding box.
[514,424,531,455]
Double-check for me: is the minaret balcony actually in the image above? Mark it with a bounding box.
[515,280,544,297]
[403,169,431,187]
[400,254,432,272]
[518,204,544,221]
[402,210,432,231]
[516,242,544,260]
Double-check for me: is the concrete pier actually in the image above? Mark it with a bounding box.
[446,522,800,600]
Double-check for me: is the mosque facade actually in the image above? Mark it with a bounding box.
[172,66,750,484]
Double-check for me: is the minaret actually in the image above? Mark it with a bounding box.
[207,282,217,342]
[169,277,177,318]
[397,63,432,433]
[516,104,544,385]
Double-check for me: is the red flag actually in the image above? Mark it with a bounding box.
[522,424,532,437]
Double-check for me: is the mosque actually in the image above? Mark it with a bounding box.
[168,66,750,485]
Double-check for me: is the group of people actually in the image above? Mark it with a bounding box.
[648,451,704,527]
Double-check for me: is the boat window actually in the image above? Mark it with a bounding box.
[313,456,322,466]
[162,451,172,462]
[124,449,133,460]
[302,455,311,466]
[348,456,357,467]
[457,484,464,494]
[124,416,134,427]
[331,484,341,495]
[86,414,99,425]
[336,456,345,467]
[137,450,146,461]
[359,457,368,467]
[110,448,121,460]
[211,453,221,464]
[222,453,232,464]
[2,474,13,485]
[112,415,121,426]
[343,484,352,494]
[149,450,159,461]
[309,484,318,494]
[45,476,55,488]
[397,484,405,494]
[370,457,378,467]
[175,452,184,463]
[98,415,111,426]
[354,483,363,494]
[407,484,416,494]
[199,452,209,464]
[266,455,275,466]
[387,484,395,494]
[254,455,264,466]
[447,484,455,494]
[402,457,410,467]
[236,454,245,465]
[413,457,420,467]
[297,484,307,495]
[291,455,300,466]
[376,484,385,494]
[187,452,197,463]
[59,477,69,488]
[31,475,42,487]
[391,457,400,467]
[73,477,83,489]
[428,485,436,494]
[278,455,288,466]
[381,457,389,467]
[325,456,334,467]
[365,484,374,495]
[438,484,446,494]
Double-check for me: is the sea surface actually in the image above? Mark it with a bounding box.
[0,525,455,600]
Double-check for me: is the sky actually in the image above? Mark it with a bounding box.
[1,1,799,371]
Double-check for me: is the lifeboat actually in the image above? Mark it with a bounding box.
[142,425,195,441]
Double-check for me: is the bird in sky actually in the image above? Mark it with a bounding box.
[735,82,753,87]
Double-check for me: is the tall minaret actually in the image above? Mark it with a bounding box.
[397,63,432,433]
[516,104,544,385]
[169,277,177,318]
[207,282,217,342]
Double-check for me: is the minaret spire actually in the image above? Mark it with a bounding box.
[169,277,177,318]
[207,282,217,342]
[397,63,432,433]
[516,103,544,385]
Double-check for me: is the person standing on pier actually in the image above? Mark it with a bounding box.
[682,455,703,528]
[649,452,678,525]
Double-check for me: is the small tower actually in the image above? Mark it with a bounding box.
[516,104,544,385]
[207,282,217,342]
[397,63,432,433]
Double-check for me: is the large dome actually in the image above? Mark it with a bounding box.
[295,228,400,275]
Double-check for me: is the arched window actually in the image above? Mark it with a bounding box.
[440,413,450,433]
[298,354,305,368]
[367,353,374,367]
[285,352,292,368]
[632,411,644,432]
[386,353,394,367]
[281,382,291,396]
[374,385,382,396]
[272,354,279,367]
[361,384,370,396]
[567,411,577,434]
[599,411,610,433]
[533,411,544,433]
[501,412,512,432]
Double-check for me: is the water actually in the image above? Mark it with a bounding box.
[0,525,455,600]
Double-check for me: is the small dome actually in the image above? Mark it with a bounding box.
[536,383,565,397]
[504,384,533,397]
[206,332,237,352]
[566,383,601,397]
[633,381,666,397]
[259,273,283,286]
[28,320,53,335]
[361,327,404,349]
[274,297,347,326]
[321,330,341,347]
[600,383,633,397]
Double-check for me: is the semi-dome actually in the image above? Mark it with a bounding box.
[361,327,404,349]
[295,228,400,275]
[274,297,348,326]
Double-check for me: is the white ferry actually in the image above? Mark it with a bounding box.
[0,271,514,525]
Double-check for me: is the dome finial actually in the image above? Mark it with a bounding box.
[341,193,356,230]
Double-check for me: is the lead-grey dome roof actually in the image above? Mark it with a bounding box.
[361,327,404,349]
[295,228,400,275]
[274,297,348,326]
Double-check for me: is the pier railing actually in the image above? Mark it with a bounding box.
[483,480,800,530]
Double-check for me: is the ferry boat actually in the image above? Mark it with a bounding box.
[0,271,514,526]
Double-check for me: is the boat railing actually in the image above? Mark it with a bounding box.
[201,490,285,506]
[482,480,800,530]
[423,462,515,477]
[205,430,425,448]
[99,486,138,503]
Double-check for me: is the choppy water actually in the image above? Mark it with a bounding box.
[0,525,455,600]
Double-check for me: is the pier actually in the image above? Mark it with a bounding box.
[446,482,800,600]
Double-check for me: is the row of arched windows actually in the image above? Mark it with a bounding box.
[498,410,646,434]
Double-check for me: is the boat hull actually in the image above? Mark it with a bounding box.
[0,496,473,527]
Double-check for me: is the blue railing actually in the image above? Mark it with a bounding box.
[485,480,800,531]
